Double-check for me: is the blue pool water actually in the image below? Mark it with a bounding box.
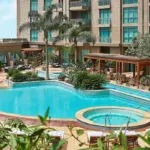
[37,71,61,79]
[0,81,150,118]
[105,83,150,99]
[84,109,143,126]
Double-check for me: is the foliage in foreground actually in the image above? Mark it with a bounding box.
[7,69,45,82]
[0,107,150,149]
[0,107,66,150]
[69,70,107,90]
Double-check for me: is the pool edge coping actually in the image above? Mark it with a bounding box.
[76,106,150,129]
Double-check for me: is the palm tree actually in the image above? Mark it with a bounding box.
[19,5,66,79]
[53,22,96,64]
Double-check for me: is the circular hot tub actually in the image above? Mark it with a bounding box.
[76,107,150,130]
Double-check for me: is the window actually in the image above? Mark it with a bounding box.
[123,27,138,43]
[80,50,89,61]
[48,32,52,41]
[99,28,111,43]
[123,0,138,4]
[98,0,111,6]
[30,0,38,11]
[123,7,138,23]
[99,9,110,24]
[30,30,38,42]
[48,48,52,52]
[44,0,52,10]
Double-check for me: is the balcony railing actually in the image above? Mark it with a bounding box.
[70,0,90,8]
[99,37,111,43]
[0,38,28,43]
[71,18,91,25]
[98,0,111,6]
[99,18,111,24]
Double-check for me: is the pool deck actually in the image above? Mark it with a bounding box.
[0,70,150,149]
[0,112,149,150]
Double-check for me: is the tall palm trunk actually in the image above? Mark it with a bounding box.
[74,38,78,64]
[45,39,49,80]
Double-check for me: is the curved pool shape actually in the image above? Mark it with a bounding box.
[0,81,150,119]
[76,107,150,129]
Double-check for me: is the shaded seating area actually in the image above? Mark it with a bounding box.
[88,130,140,150]
[84,53,150,87]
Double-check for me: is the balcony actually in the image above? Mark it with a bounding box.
[99,37,111,43]
[98,18,111,25]
[70,0,90,11]
[71,18,91,25]
[98,0,111,6]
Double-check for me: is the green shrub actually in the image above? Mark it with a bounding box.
[10,71,45,82]
[58,73,66,81]
[8,69,20,77]
[12,72,27,82]
[71,71,107,90]
[72,71,88,89]
[81,74,107,90]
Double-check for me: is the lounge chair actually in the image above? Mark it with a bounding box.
[11,129,26,136]
[47,131,67,150]
[47,131,64,140]
[87,131,108,148]
[114,130,140,150]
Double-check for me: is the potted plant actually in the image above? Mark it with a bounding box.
[58,73,66,81]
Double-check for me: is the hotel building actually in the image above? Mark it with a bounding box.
[17,0,150,61]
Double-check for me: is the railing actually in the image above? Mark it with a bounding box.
[99,37,111,43]
[70,0,90,7]
[0,38,28,43]
[71,18,91,25]
[98,0,111,6]
[99,18,111,24]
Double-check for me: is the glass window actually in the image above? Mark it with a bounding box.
[30,0,38,11]
[99,9,110,24]
[99,28,111,43]
[123,0,138,4]
[80,50,89,61]
[30,30,38,42]
[48,32,52,41]
[123,27,138,43]
[48,48,52,53]
[123,7,138,23]
[44,0,52,10]
[98,0,111,6]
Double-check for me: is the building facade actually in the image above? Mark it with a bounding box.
[17,0,150,61]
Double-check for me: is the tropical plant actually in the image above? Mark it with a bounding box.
[80,74,107,90]
[125,33,150,58]
[53,22,96,63]
[70,70,107,90]
[58,73,66,81]
[0,107,66,150]
[9,70,44,82]
[19,5,66,79]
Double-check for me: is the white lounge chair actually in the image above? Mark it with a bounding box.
[47,131,64,140]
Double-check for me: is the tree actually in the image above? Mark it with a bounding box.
[53,22,96,63]
[19,5,66,79]
[125,33,150,58]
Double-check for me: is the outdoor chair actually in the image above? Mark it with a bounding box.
[87,131,109,148]
[47,131,67,150]
[114,130,140,150]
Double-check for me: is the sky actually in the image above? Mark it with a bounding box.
[0,0,16,38]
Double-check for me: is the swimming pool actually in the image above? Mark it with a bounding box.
[37,70,61,79]
[105,83,150,99]
[76,107,150,129]
[0,81,150,119]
